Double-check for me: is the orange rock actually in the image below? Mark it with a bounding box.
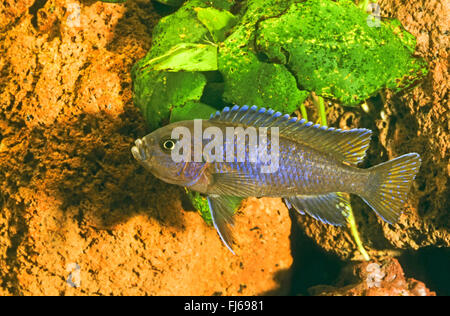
[0,0,292,295]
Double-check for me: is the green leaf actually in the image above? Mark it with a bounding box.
[132,59,207,130]
[218,0,309,114]
[255,0,428,106]
[185,189,242,227]
[149,43,218,72]
[169,100,217,122]
[186,190,213,226]
[149,3,210,59]
[195,7,237,42]
[219,44,309,113]
[131,0,239,131]
[149,0,236,58]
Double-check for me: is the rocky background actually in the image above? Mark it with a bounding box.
[0,0,448,295]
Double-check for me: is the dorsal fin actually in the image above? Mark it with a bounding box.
[209,105,372,165]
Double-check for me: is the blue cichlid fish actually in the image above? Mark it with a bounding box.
[131,105,421,254]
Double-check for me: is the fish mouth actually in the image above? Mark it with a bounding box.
[131,136,153,163]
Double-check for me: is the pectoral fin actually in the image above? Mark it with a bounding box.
[210,172,260,196]
[284,193,351,225]
[207,195,243,255]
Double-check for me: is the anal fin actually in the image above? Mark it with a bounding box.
[207,195,244,254]
[284,192,351,225]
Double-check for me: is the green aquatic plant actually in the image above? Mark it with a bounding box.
[131,0,236,130]
[132,0,426,130]
[256,0,427,106]
[185,189,214,226]
[186,189,242,226]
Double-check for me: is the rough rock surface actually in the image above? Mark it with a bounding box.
[295,0,449,260]
[309,258,436,296]
[0,0,292,295]
[0,0,445,295]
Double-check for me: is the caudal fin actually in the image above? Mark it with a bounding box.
[361,153,421,224]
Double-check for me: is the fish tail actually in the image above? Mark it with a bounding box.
[360,153,421,224]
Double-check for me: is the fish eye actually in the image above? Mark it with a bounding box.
[161,138,176,151]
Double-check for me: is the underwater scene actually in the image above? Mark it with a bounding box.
[0,0,448,297]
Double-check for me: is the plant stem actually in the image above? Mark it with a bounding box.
[318,96,327,126]
[312,91,370,261]
[300,103,308,121]
[310,92,327,126]
[346,202,370,261]
[357,0,370,11]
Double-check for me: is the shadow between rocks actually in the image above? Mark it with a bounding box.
[287,211,345,296]
[399,246,450,296]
